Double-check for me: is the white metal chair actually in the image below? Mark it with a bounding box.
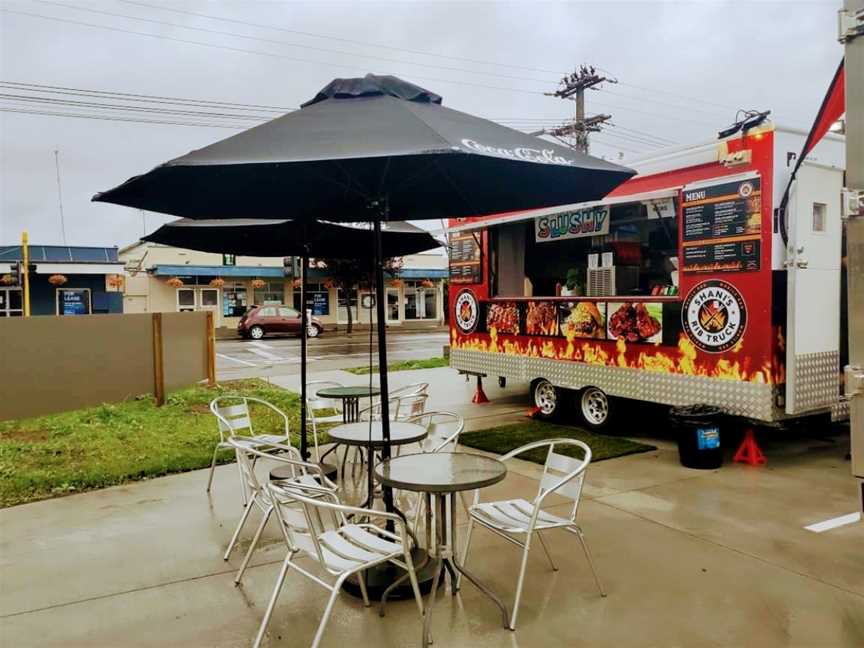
[226,440,336,584]
[388,382,429,399]
[407,411,464,454]
[252,477,425,648]
[207,396,293,498]
[463,438,605,630]
[306,380,346,462]
[395,393,429,421]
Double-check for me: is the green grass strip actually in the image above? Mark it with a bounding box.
[343,356,449,375]
[0,379,331,508]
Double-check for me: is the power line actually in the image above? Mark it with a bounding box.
[3,9,545,98]
[36,0,554,87]
[0,81,293,112]
[0,106,243,129]
[117,0,568,77]
[0,92,277,121]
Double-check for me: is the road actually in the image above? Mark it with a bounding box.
[216,329,449,380]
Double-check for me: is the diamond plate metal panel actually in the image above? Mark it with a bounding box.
[789,351,840,414]
[451,349,776,421]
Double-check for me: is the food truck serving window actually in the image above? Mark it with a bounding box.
[489,198,679,299]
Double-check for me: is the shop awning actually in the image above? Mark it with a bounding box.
[447,187,680,233]
[34,263,125,275]
[151,265,285,278]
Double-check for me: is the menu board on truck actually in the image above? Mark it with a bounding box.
[449,230,482,284]
[681,177,761,273]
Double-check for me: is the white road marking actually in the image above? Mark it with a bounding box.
[804,512,862,533]
[247,347,285,362]
[216,353,257,367]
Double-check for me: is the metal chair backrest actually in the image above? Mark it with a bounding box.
[395,393,429,420]
[406,411,464,453]
[389,382,429,398]
[210,396,291,445]
[268,478,352,572]
[360,396,400,421]
[306,380,344,415]
[535,439,592,522]
[232,441,329,528]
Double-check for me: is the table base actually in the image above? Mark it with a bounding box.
[341,548,440,600]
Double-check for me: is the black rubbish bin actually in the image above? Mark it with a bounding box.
[670,404,723,469]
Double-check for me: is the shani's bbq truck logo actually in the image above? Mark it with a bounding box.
[682,280,747,353]
[454,289,480,334]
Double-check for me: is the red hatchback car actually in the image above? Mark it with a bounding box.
[237,305,324,340]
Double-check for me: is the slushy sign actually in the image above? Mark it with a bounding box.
[535,206,609,243]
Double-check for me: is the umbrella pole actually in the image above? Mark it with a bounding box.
[300,229,309,462]
[372,211,395,517]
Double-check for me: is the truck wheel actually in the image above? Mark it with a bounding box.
[579,386,611,429]
[532,379,563,421]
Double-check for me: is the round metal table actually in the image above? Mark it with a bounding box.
[328,421,427,448]
[376,452,510,646]
[315,386,380,423]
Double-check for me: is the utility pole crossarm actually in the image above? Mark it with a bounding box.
[544,64,615,153]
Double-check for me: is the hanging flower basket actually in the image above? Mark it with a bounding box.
[292,278,302,289]
[167,277,184,288]
[48,274,68,286]
[251,278,266,289]
[209,277,225,288]
[420,279,435,288]
[323,279,336,290]
[107,274,124,289]
[0,274,14,286]
[389,279,403,288]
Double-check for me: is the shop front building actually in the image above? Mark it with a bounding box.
[119,242,446,331]
[0,245,125,317]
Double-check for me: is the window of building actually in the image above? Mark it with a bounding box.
[177,288,196,312]
[0,288,23,317]
[294,282,330,315]
[222,281,247,317]
[254,280,285,305]
[222,254,236,266]
[404,281,438,320]
[337,288,358,323]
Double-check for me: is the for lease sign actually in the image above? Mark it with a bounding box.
[535,206,609,243]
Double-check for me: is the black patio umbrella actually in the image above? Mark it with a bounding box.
[142,217,441,465]
[95,73,636,517]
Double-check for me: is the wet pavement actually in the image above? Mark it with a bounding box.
[215,329,448,380]
[1,366,862,647]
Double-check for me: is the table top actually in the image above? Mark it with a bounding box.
[316,386,381,399]
[375,452,507,493]
[328,421,427,447]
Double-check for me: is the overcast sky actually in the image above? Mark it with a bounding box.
[0,0,844,248]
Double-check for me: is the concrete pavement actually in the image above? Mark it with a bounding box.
[1,366,862,647]
[215,330,449,380]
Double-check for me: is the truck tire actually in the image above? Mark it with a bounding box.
[578,386,612,430]
[532,378,564,421]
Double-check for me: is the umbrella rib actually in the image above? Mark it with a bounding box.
[331,159,372,202]
[429,156,483,218]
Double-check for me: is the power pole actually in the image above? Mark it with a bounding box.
[543,65,614,153]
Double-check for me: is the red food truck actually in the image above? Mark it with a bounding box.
[447,119,847,429]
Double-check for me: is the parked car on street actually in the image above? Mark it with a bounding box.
[237,305,323,339]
